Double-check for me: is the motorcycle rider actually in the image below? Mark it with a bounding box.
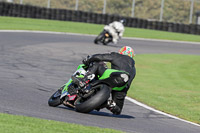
[103,19,125,44]
[74,46,136,115]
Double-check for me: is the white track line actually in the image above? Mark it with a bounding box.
[126,97,200,127]
[1,30,200,45]
[1,30,200,127]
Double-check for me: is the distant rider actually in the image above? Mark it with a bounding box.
[103,19,125,44]
[75,46,136,115]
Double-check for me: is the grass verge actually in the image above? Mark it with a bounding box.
[0,16,200,42]
[129,54,200,124]
[0,113,124,133]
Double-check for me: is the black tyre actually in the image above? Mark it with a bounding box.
[75,84,110,113]
[48,90,62,107]
[94,32,104,44]
[94,37,99,44]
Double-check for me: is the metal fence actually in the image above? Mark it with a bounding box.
[2,0,200,24]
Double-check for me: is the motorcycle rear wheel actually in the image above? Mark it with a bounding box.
[75,84,110,113]
[48,90,62,107]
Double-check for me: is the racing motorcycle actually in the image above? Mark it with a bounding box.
[94,30,113,45]
[48,63,129,113]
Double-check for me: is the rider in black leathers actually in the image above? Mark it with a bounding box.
[77,46,136,115]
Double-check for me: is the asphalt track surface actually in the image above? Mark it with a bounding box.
[0,31,200,133]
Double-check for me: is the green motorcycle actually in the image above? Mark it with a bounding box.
[48,63,129,113]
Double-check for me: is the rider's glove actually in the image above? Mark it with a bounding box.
[82,55,90,66]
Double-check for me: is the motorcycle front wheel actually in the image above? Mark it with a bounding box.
[48,90,62,107]
[94,31,105,44]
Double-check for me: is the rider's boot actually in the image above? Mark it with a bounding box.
[106,100,121,115]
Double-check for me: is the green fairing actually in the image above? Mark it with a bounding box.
[99,69,128,91]
[61,79,72,93]
[99,69,119,79]
[77,64,86,70]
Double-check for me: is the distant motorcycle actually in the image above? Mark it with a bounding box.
[94,30,113,45]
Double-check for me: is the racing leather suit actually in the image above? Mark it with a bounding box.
[104,21,125,44]
[84,52,136,114]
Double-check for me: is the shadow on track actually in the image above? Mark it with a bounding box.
[58,106,135,119]
[89,110,135,119]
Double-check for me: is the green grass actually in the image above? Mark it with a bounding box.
[128,54,200,124]
[0,113,124,133]
[1,16,200,42]
[124,28,200,42]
